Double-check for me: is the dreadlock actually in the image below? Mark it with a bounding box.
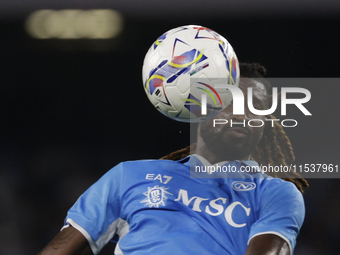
[161,63,309,193]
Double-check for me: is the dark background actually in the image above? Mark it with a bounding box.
[0,1,340,254]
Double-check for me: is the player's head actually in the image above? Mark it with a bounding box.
[196,76,269,162]
[161,62,309,193]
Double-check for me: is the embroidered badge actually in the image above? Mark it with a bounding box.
[141,185,172,208]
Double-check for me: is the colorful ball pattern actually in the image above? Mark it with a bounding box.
[142,25,240,123]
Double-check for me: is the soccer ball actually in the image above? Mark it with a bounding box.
[142,25,239,123]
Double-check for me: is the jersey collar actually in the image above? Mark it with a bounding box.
[179,154,259,168]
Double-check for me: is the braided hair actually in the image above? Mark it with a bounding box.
[161,63,309,193]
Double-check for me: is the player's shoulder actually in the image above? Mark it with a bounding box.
[254,175,304,203]
[262,176,299,191]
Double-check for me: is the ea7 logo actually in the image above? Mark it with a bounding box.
[232,181,256,191]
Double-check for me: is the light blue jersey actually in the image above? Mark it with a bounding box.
[64,155,305,255]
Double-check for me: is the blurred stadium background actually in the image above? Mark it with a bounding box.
[0,0,339,254]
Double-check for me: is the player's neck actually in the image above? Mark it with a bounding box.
[195,139,251,164]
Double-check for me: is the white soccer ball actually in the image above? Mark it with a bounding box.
[142,25,240,123]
